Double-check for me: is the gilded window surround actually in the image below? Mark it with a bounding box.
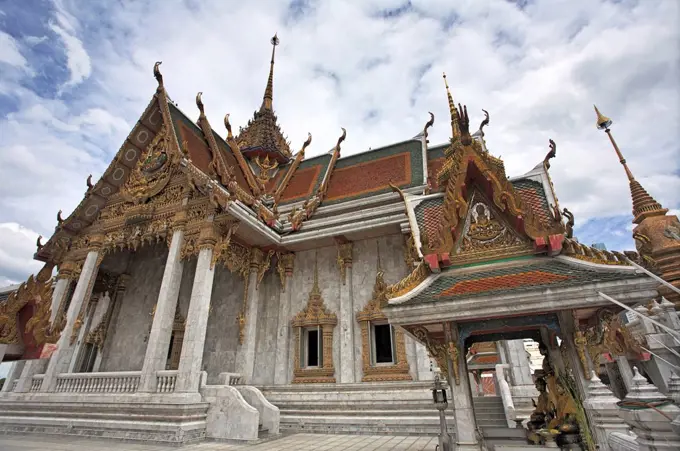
[356,266,411,382]
[291,256,337,384]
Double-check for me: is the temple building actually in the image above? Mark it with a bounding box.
[1,35,679,450]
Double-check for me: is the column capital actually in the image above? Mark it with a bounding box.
[250,247,265,271]
[336,242,353,285]
[280,252,295,276]
[87,234,106,251]
[173,210,188,230]
[57,260,81,280]
[198,223,218,250]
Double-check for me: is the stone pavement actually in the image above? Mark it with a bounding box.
[0,433,440,450]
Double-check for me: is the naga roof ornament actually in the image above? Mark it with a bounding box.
[288,128,346,231]
[235,34,293,162]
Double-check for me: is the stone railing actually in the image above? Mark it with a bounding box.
[495,364,517,428]
[156,370,178,393]
[218,372,244,386]
[55,371,141,393]
[30,374,44,392]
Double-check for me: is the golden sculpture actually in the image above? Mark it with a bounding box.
[254,155,279,186]
[583,308,644,376]
[448,340,461,385]
[574,328,590,379]
[1,262,56,345]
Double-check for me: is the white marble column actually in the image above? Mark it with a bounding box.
[337,242,355,383]
[236,248,264,383]
[176,238,216,392]
[446,322,481,451]
[41,243,102,392]
[68,295,98,373]
[49,277,71,324]
[274,253,295,385]
[1,360,25,393]
[139,227,185,392]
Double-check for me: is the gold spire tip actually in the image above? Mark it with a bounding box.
[593,104,612,130]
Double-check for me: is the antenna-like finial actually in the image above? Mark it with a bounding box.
[443,72,460,138]
[261,34,279,111]
[153,61,163,88]
[196,92,205,116]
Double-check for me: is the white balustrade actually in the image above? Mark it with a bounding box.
[29,374,44,392]
[217,372,244,386]
[155,370,178,393]
[54,371,141,393]
[495,364,517,428]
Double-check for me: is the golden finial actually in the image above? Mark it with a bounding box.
[153,61,163,88]
[335,128,347,155]
[443,72,460,138]
[86,174,93,191]
[594,105,668,223]
[261,34,279,111]
[424,112,434,139]
[196,92,205,116]
[36,235,43,251]
[300,132,312,156]
[57,210,64,225]
[594,105,612,130]
[224,113,232,139]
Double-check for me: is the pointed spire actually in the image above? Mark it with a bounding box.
[594,105,668,224]
[443,73,460,139]
[261,34,279,112]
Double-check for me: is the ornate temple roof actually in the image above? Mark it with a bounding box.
[234,34,293,163]
[391,257,645,307]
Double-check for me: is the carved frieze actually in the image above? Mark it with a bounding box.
[336,242,353,285]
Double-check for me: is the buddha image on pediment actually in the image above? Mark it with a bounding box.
[466,202,506,242]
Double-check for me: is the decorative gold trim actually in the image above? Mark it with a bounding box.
[292,255,337,383]
[1,262,55,345]
[386,262,430,299]
[336,242,353,285]
[356,259,411,382]
[410,325,449,379]
[276,252,295,291]
[448,339,461,385]
[288,128,345,231]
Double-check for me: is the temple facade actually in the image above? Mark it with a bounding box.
[1,35,679,450]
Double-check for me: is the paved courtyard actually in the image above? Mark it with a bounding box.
[0,434,440,451]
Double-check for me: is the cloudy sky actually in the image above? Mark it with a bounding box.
[0,0,678,287]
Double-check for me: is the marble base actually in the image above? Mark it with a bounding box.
[0,397,208,445]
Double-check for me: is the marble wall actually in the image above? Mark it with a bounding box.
[99,244,195,372]
[201,265,246,383]
[97,233,433,384]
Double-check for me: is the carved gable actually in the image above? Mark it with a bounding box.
[452,190,533,265]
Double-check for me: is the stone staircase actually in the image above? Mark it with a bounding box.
[259,381,510,436]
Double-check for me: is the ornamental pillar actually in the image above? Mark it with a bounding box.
[42,235,104,392]
[91,274,130,372]
[337,242,355,383]
[176,224,217,392]
[139,212,186,392]
[274,253,295,384]
[445,322,481,451]
[236,248,265,383]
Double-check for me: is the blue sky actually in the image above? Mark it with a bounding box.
[0,0,678,287]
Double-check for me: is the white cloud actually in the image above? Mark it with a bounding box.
[48,3,91,89]
[0,223,44,285]
[0,30,28,69]
[0,0,678,284]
